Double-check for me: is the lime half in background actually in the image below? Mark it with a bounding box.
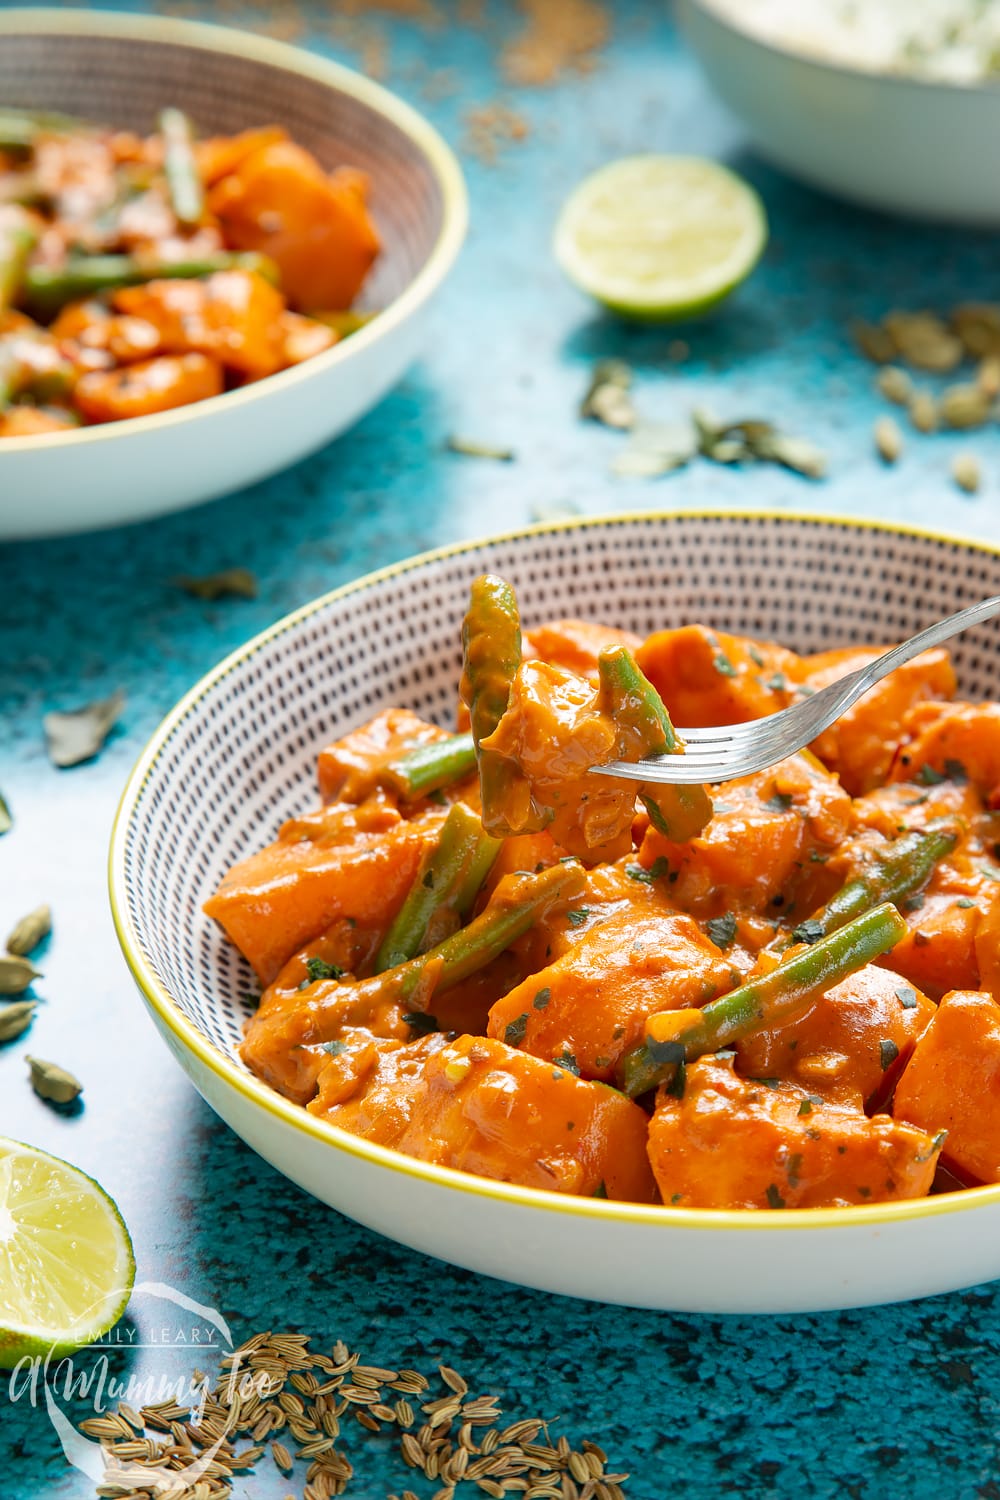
[554,154,768,321]
[0,1137,134,1368]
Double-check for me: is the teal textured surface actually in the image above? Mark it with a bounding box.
[3,3,1000,1496]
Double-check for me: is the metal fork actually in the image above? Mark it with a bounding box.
[591,594,1000,786]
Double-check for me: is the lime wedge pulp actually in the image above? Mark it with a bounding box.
[554,154,768,321]
[0,1137,134,1368]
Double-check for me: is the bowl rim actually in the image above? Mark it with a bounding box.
[0,6,468,453]
[681,0,1000,100]
[109,508,1000,1235]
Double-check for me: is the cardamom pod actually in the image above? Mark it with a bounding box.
[6,904,51,957]
[952,453,981,495]
[26,1055,83,1104]
[874,417,903,464]
[0,954,40,994]
[876,366,913,406]
[0,790,11,835]
[0,1001,36,1042]
[908,391,938,433]
[940,383,992,430]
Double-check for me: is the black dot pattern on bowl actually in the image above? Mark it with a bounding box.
[119,516,1000,1064]
[0,30,443,310]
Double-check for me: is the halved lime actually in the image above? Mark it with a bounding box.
[554,155,768,321]
[0,1137,134,1368]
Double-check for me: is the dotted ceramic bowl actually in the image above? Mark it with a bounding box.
[0,9,466,539]
[111,513,1000,1313]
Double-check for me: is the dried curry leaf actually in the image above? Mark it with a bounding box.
[611,421,696,478]
[173,567,258,601]
[43,689,125,769]
[581,358,636,430]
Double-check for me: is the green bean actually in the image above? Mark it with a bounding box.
[374,803,498,972]
[22,250,278,315]
[0,221,37,317]
[597,645,712,842]
[159,107,204,228]
[460,574,527,834]
[790,826,958,946]
[619,902,907,1097]
[382,731,476,800]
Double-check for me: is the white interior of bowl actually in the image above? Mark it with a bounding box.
[118,513,1000,1077]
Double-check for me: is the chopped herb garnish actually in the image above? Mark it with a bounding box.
[944,758,968,784]
[305,956,345,983]
[567,908,591,927]
[766,672,788,692]
[787,1152,803,1188]
[879,1038,900,1071]
[322,1040,347,1057]
[896,986,918,1010]
[764,792,794,812]
[797,1097,813,1116]
[664,1060,686,1099]
[422,869,435,888]
[765,1184,786,1209]
[670,1192,683,1204]
[809,850,829,864]
[903,892,925,912]
[713,652,737,678]
[749,1076,780,1089]
[956,897,976,909]
[792,917,825,945]
[533,987,551,1010]
[402,1012,439,1035]
[592,1180,608,1198]
[918,764,946,786]
[626,857,670,884]
[505,1013,529,1047]
[749,646,765,668]
[705,912,737,950]
[553,1049,580,1076]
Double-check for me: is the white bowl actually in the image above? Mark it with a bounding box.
[0,9,466,539]
[679,0,1000,224]
[110,512,1000,1313]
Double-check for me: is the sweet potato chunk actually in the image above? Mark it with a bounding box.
[796,647,955,796]
[882,892,983,1000]
[637,753,851,917]
[317,708,452,805]
[313,1032,658,1201]
[894,991,1000,1182]
[73,352,223,422]
[205,800,442,984]
[737,964,935,1108]
[524,619,643,681]
[648,1055,942,1209]
[488,908,739,1080]
[637,625,801,728]
[114,271,287,380]
[890,702,1000,802]
[208,141,379,311]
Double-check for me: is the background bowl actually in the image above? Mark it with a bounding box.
[679,0,1000,224]
[0,9,466,540]
[111,512,1000,1314]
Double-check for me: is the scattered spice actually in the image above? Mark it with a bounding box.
[874,415,903,464]
[462,103,530,164]
[611,420,696,478]
[0,1001,36,1044]
[502,0,610,85]
[172,567,259,601]
[78,1330,629,1500]
[26,1054,82,1104]
[445,435,516,461]
[43,690,125,769]
[6,904,51,957]
[0,954,40,995]
[952,452,982,494]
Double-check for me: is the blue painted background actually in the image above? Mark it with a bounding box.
[3,3,1000,1496]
